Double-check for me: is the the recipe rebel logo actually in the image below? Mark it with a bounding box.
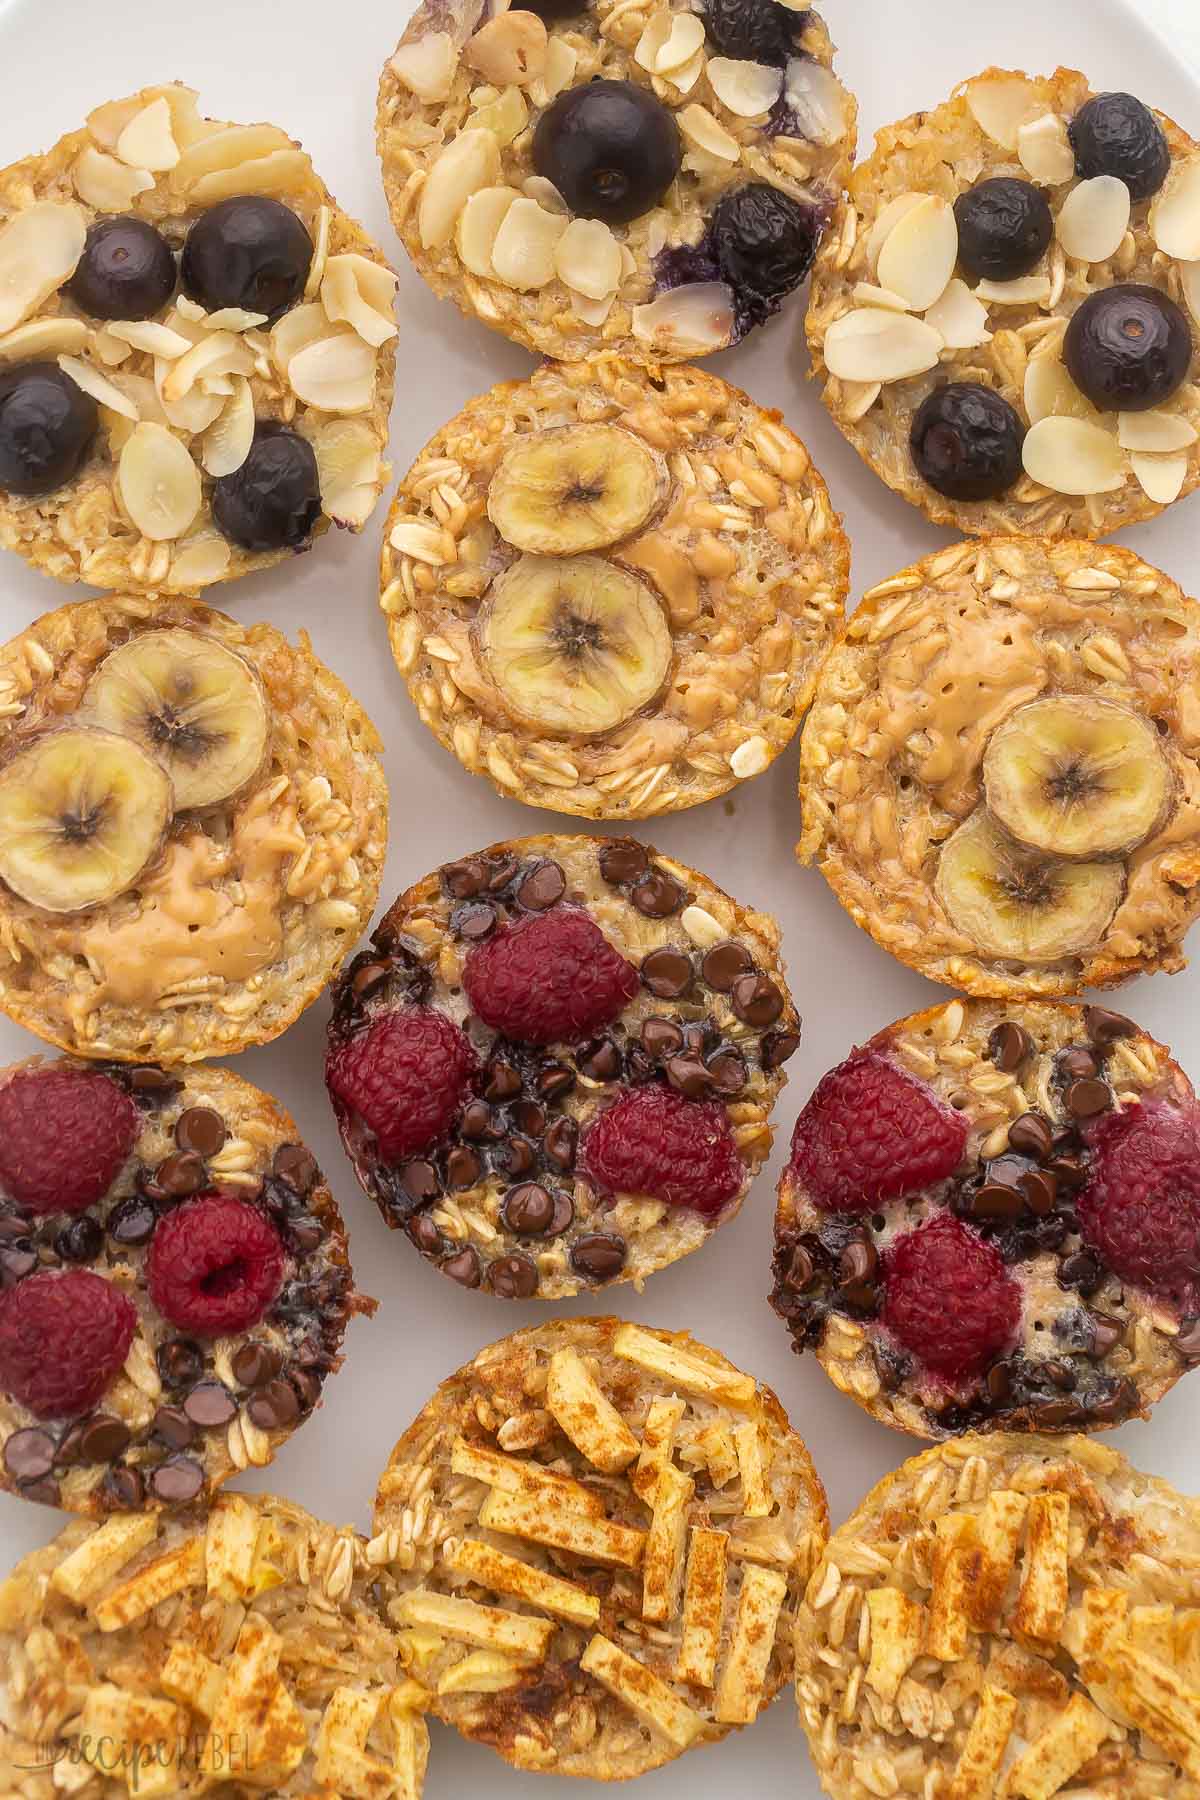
[15,1730,252,1789]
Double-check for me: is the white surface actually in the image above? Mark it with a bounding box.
[0,1,1199,1793]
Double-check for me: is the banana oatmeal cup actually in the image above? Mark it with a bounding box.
[772,998,1200,1441]
[796,1433,1200,1800]
[0,1055,369,1516]
[0,1492,430,1799]
[807,67,1200,538]
[799,539,1200,997]
[0,82,397,596]
[373,1317,828,1779]
[0,593,387,1062]
[378,0,855,364]
[382,358,848,819]
[326,833,799,1302]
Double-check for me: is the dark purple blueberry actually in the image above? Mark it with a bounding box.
[910,383,1025,501]
[0,363,98,497]
[702,0,797,66]
[66,217,177,321]
[1064,284,1192,413]
[1069,93,1171,201]
[954,178,1053,282]
[181,197,313,321]
[711,184,821,327]
[212,422,321,551]
[533,80,681,226]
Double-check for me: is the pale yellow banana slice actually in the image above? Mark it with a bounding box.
[479,554,672,737]
[935,809,1125,963]
[487,425,664,556]
[984,695,1172,860]
[0,727,171,914]
[83,629,269,810]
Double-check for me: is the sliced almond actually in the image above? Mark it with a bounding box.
[1024,357,1102,426]
[852,282,910,311]
[966,75,1041,151]
[116,96,179,172]
[678,104,740,163]
[522,174,568,215]
[107,319,194,359]
[464,12,547,87]
[73,146,154,211]
[167,537,232,589]
[89,85,208,155]
[866,193,926,276]
[655,13,706,73]
[1022,415,1127,495]
[118,423,202,541]
[571,289,617,325]
[530,37,578,108]
[161,331,254,404]
[1180,259,1200,327]
[636,13,677,73]
[1151,157,1200,260]
[109,370,168,427]
[823,307,943,382]
[189,150,316,209]
[389,32,456,104]
[1056,175,1130,263]
[1018,112,1075,185]
[0,316,88,362]
[303,417,382,527]
[1132,450,1189,505]
[287,332,377,413]
[202,306,269,333]
[632,282,735,355]
[666,49,705,97]
[783,59,850,147]
[706,57,783,118]
[0,201,87,336]
[469,86,529,150]
[57,354,139,420]
[975,273,1052,305]
[419,130,502,250]
[457,186,522,278]
[156,366,224,435]
[924,278,991,349]
[877,195,958,312]
[321,253,399,347]
[490,198,568,290]
[271,302,329,377]
[555,217,622,300]
[202,377,255,477]
[171,123,293,193]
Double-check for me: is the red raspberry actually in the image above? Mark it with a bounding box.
[882,1214,1020,1382]
[788,1049,968,1213]
[0,1270,136,1419]
[326,1009,477,1162]
[582,1085,742,1216]
[147,1193,285,1337]
[0,1066,138,1216]
[1078,1100,1200,1310]
[463,908,638,1046]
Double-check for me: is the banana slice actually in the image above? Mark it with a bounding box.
[935,809,1124,963]
[487,425,664,555]
[0,727,171,914]
[82,629,269,810]
[479,554,672,736]
[984,695,1172,860]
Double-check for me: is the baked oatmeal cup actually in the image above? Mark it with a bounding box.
[0,1054,368,1516]
[378,0,855,363]
[772,998,1200,1441]
[807,67,1200,538]
[382,357,848,819]
[373,1317,828,1779]
[795,1433,1200,1800]
[0,82,397,595]
[0,592,387,1063]
[0,1492,430,1800]
[326,833,799,1302]
[799,539,1200,998]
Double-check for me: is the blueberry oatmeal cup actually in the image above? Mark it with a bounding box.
[382,358,848,819]
[372,1317,828,1778]
[795,1434,1200,1800]
[807,68,1200,537]
[0,593,387,1062]
[377,0,855,362]
[325,833,799,1301]
[0,82,397,595]
[0,1055,369,1516]
[0,1493,430,1800]
[798,539,1200,997]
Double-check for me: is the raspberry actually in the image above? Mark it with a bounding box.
[788,1049,968,1213]
[0,1270,136,1418]
[147,1193,285,1337]
[583,1084,741,1215]
[1078,1100,1200,1310]
[882,1214,1020,1381]
[464,907,638,1046]
[326,1009,477,1162]
[0,1066,138,1216]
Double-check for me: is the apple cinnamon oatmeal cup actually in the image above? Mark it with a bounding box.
[795,1433,1200,1800]
[0,1492,431,1800]
[381,358,848,819]
[0,82,397,596]
[372,1317,827,1779]
[799,539,1200,997]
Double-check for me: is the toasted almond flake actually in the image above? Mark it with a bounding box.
[680,905,725,948]
[841,379,882,421]
[1151,157,1200,259]
[571,290,617,325]
[172,123,293,192]
[73,146,155,211]
[666,49,705,96]
[1022,415,1127,495]
[677,104,740,163]
[167,538,232,588]
[271,302,329,376]
[1018,112,1075,184]
[304,417,382,527]
[420,129,502,250]
[321,253,399,347]
[287,332,377,413]
[457,186,522,278]
[0,201,86,336]
[632,282,735,354]
[109,370,168,427]
[967,75,1040,150]
[852,282,910,311]
[531,36,578,107]
[391,518,454,564]
[389,31,456,103]
[634,12,671,72]
[469,85,529,150]
[189,149,315,208]
[876,195,958,312]
[116,96,179,171]
[205,306,270,332]
[707,57,783,118]
[161,331,254,403]
[201,377,255,477]
[464,12,547,87]
[107,319,194,359]
[57,354,138,420]
[0,316,88,361]
[118,423,202,541]
[782,58,849,146]
[975,273,1052,305]
[1131,449,1189,504]
[522,174,568,214]
[730,734,771,778]
[490,198,568,290]
[823,307,943,382]
[1118,409,1197,450]
[1056,175,1130,263]
[1180,259,1200,327]
[655,13,705,72]
[554,217,622,300]
[155,362,224,435]
[924,278,992,348]
[866,193,926,276]
[1024,357,1102,425]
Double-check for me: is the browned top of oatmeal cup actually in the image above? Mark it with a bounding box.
[799,538,1200,998]
[806,67,1200,539]
[372,1316,828,1780]
[0,1493,430,1799]
[795,1433,1200,1800]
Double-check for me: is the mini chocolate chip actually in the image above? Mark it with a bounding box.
[1059,1046,1100,1080]
[570,1234,627,1281]
[762,1030,801,1070]
[485,855,520,892]
[4,1427,55,1481]
[666,1055,714,1099]
[108,1197,158,1245]
[707,1052,747,1096]
[442,858,486,899]
[1176,1317,1200,1363]
[543,1118,578,1172]
[1086,1378,1138,1424]
[512,1100,546,1138]
[988,1021,1033,1073]
[156,1152,206,1198]
[446,1146,482,1189]
[55,1216,104,1263]
[460,1100,499,1141]
[408,1213,445,1257]
[1066,1078,1112,1119]
[443,1246,482,1288]
[157,1339,204,1387]
[986,1360,1013,1403]
[1085,1005,1137,1048]
[1018,1170,1058,1216]
[18,1475,59,1505]
[486,1254,540,1299]
[640,948,693,999]
[631,870,684,918]
[1060,1250,1104,1294]
[0,1215,28,1240]
[454,901,497,941]
[350,960,391,1001]
[272,1144,319,1196]
[0,1243,37,1284]
[837,1239,879,1309]
[75,1414,131,1462]
[500,1137,537,1178]
[1040,1358,1078,1391]
[150,1458,205,1503]
[1086,1311,1125,1358]
[1045,1154,1087,1190]
[599,838,648,885]
[969,1183,1027,1220]
[174,1107,227,1158]
[248,1379,301,1429]
[1007,1112,1054,1159]
[548,1190,575,1236]
[700,941,754,992]
[640,1019,684,1059]
[232,1343,282,1388]
[401,1161,441,1203]
[784,1244,816,1291]
[485,1061,523,1102]
[518,862,566,911]
[537,1065,574,1102]
[154,1406,196,1449]
[184,1382,238,1428]
[54,1423,87,1467]
[503,1183,556,1235]
[731,973,784,1027]
[127,1066,184,1103]
[579,1040,622,1082]
[682,1023,709,1054]
[290,1369,321,1411]
[105,1466,144,1509]
[1032,1398,1082,1428]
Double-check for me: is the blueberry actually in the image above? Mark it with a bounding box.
[1064,284,1191,412]
[212,422,322,552]
[1069,92,1171,201]
[533,80,681,226]
[519,0,586,16]
[65,217,177,322]
[910,383,1025,502]
[181,197,313,322]
[711,183,821,327]
[702,0,797,66]
[0,363,98,497]
[954,178,1053,283]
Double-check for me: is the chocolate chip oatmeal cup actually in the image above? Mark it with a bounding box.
[378,0,855,363]
[806,68,1200,538]
[0,1055,369,1515]
[0,592,387,1063]
[795,1433,1200,1800]
[0,1492,430,1799]
[382,358,848,819]
[325,833,799,1301]
[373,1317,827,1778]
[0,83,397,595]
[799,539,1200,997]
[772,998,1200,1441]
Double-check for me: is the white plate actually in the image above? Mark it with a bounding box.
[0,2,1198,1794]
